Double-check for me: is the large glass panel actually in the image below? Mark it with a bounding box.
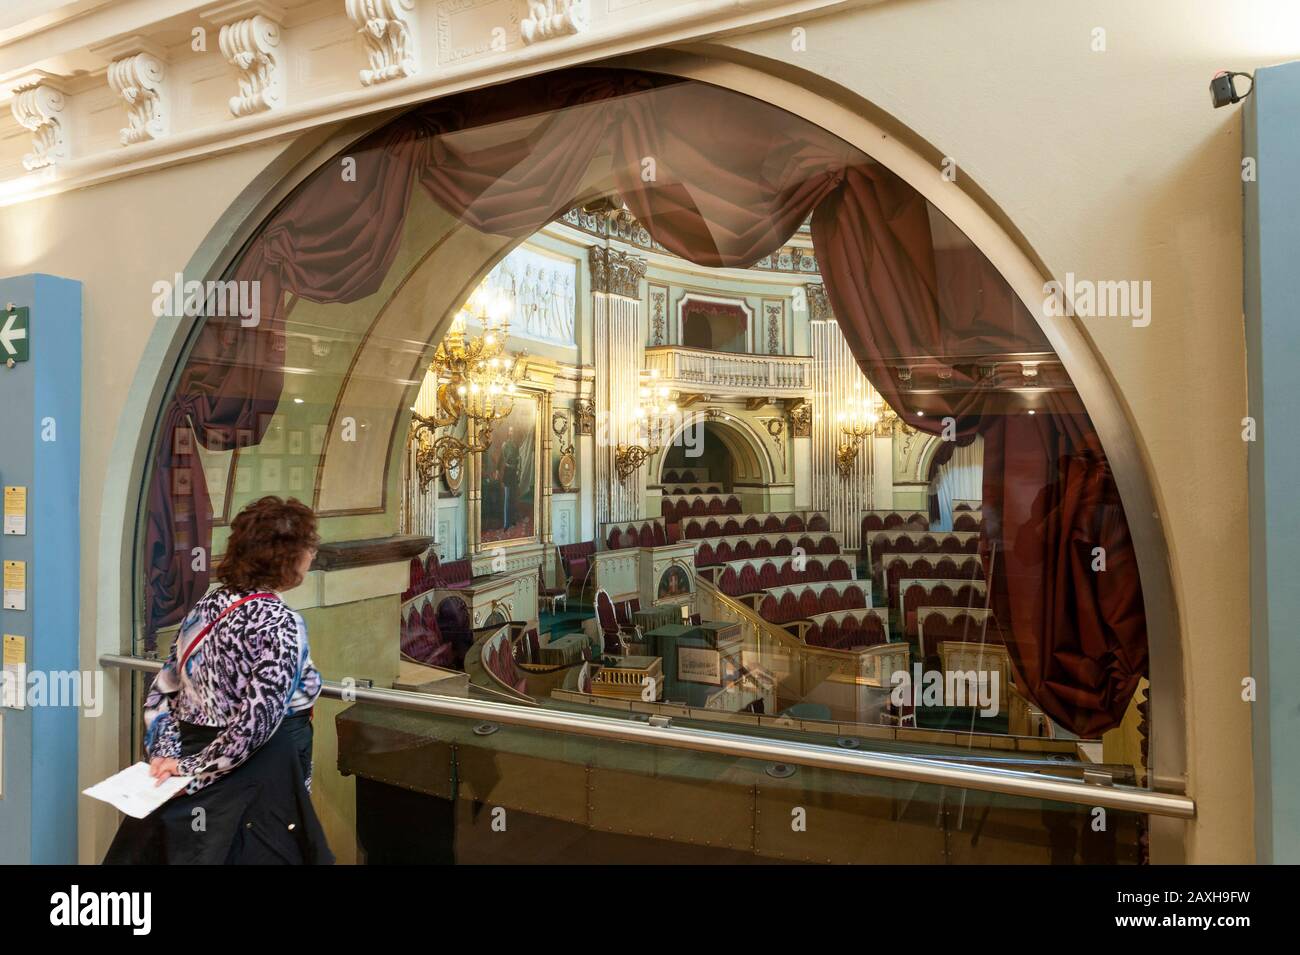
[132,67,1156,863]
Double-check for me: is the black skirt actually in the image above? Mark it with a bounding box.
[103,713,333,865]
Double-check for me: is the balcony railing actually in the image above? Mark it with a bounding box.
[644,345,812,395]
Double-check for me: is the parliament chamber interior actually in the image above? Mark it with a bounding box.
[129,68,1161,866]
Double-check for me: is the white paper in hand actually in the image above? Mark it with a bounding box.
[83,762,190,819]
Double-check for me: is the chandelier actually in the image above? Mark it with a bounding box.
[615,369,676,481]
[836,391,903,477]
[411,285,523,488]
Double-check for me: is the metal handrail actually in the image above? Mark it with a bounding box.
[99,653,1194,819]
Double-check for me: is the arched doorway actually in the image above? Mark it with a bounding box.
[659,414,773,494]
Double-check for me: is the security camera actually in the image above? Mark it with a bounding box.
[1210,71,1253,109]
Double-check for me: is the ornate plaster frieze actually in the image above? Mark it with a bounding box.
[346,0,419,86]
[521,1,590,44]
[9,78,68,170]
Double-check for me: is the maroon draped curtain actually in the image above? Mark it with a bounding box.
[145,121,426,641]
[810,164,1147,735]
[146,67,1148,737]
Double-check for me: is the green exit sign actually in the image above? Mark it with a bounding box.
[2,306,29,363]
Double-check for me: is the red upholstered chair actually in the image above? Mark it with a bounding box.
[779,563,797,585]
[607,528,623,550]
[704,518,722,538]
[934,557,960,580]
[775,538,794,556]
[816,619,839,649]
[696,542,715,566]
[859,613,885,646]
[738,564,760,594]
[539,565,567,616]
[819,535,838,554]
[954,502,973,512]
[862,514,883,535]
[805,623,823,646]
[754,539,773,558]
[404,556,422,600]
[821,588,842,613]
[652,522,667,546]
[884,513,906,528]
[758,562,779,590]
[715,541,733,563]
[759,595,778,621]
[735,540,754,560]
[595,589,636,654]
[778,592,799,623]
[798,587,819,620]
[719,568,739,596]
[705,498,722,514]
[663,470,678,484]
[762,515,781,532]
[797,535,816,554]
[830,558,852,580]
[742,517,761,535]
[939,535,963,553]
[784,514,803,532]
[720,518,738,536]
[954,513,980,532]
[635,524,653,547]
[809,514,829,532]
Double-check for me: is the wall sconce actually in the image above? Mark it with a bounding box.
[835,392,902,478]
[615,369,675,482]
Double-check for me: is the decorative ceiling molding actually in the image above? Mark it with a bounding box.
[522,1,591,44]
[203,2,286,117]
[9,74,68,170]
[88,33,171,146]
[346,0,419,86]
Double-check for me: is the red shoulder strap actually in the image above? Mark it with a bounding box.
[179,592,277,670]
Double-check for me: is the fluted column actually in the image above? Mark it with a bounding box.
[810,317,878,550]
[590,246,647,525]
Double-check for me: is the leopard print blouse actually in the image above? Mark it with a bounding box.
[144,587,321,793]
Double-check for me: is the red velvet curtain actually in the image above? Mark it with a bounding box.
[146,68,1148,736]
[810,164,1147,735]
[145,121,426,640]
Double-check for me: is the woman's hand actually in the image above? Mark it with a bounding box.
[149,756,180,786]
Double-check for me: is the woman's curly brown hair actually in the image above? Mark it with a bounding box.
[217,496,320,592]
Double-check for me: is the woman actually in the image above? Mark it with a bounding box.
[105,496,333,864]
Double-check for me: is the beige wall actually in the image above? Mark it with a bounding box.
[0,140,294,862]
[0,0,1281,862]
[712,0,1277,862]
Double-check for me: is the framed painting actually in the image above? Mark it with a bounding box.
[476,392,539,546]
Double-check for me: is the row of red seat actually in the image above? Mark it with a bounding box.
[661,494,743,521]
[605,518,672,551]
[865,530,980,570]
[804,611,888,651]
[757,582,868,623]
[696,534,839,567]
[882,553,985,615]
[402,554,473,603]
[715,556,853,597]
[899,579,987,641]
[679,513,829,539]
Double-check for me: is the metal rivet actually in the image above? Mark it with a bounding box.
[765,762,796,779]
[473,722,499,736]
[836,736,861,749]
